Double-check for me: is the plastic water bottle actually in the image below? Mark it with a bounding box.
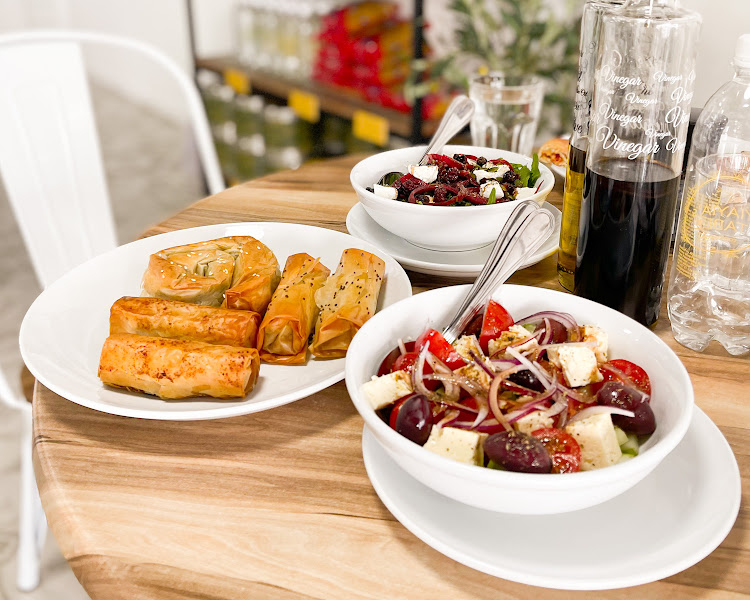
[667,34,750,355]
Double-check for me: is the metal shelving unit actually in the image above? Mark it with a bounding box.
[186,0,437,146]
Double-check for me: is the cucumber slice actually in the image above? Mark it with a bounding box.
[620,433,640,456]
[614,426,628,446]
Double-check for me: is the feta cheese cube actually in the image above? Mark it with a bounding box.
[361,369,413,410]
[473,169,496,182]
[423,426,488,466]
[408,164,438,183]
[487,324,538,357]
[454,363,492,389]
[453,335,484,362]
[582,325,608,363]
[373,184,398,200]
[565,412,623,471]
[515,410,554,435]
[480,181,504,200]
[549,345,602,387]
[494,164,510,177]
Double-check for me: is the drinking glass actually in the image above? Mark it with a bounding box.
[469,73,545,156]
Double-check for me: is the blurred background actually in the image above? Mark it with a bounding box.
[0,0,744,185]
[0,1,747,598]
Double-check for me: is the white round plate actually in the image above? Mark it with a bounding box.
[346,202,561,278]
[362,407,740,591]
[20,222,412,421]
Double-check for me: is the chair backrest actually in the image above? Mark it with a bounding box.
[0,30,224,288]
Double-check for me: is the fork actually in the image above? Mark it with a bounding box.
[442,200,555,344]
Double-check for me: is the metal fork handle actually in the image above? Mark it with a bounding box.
[442,201,555,344]
[418,95,475,166]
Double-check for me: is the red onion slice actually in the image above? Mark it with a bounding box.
[516,311,579,332]
[506,391,556,423]
[505,346,553,390]
[541,397,568,419]
[539,317,552,345]
[566,405,635,425]
[436,409,460,428]
[488,373,513,432]
[554,381,595,404]
[413,342,439,401]
[469,349,496,379]
[425,353,460,402]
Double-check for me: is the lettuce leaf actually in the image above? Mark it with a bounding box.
[511,153,541,188]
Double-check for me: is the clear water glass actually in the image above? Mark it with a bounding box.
[469,74,545,156]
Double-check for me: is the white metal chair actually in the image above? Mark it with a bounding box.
[0,29,224,591]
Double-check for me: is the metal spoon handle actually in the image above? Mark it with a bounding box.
[442,201,554,344]
[418,95,475,165]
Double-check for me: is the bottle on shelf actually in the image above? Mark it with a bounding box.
[237,0,256,67]
[264,105,304,173]
[574,0,701,327]
[557,0,624,292]
[667,34,750,356]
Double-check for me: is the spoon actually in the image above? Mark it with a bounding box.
[442,200,555,344]
[417,95,475,166]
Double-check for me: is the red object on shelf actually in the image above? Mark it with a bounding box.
[320,1,398,39]
[312,1,449,123]
[351,21,412,66]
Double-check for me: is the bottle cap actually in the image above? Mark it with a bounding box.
[734,34,750,68]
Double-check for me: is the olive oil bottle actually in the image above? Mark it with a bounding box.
[557,0,623,291]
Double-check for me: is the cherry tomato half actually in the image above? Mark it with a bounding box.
[530,428,582,474]
[392,351,440,391]
[392,351,418,373]
[415,329,466,370]
[377,342,416,376]
[600,359,651,396]
[478,300,515,353]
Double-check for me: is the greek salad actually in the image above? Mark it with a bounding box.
[366,153,543,206]
[362,299,655,474]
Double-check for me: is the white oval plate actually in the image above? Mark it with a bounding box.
[346,202,561,278]
[362,407,740,590]
[20,222,412,420]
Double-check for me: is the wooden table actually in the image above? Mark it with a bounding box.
[33,155,748,600]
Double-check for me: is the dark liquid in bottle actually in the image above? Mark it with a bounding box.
[575,158,681,327]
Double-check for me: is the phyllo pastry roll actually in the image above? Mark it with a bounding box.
[142,236,279,309]
[222,237,281,314]
[310,248,385,359]
[109,296,261,348]
[142,243,235,306]
[98,333,260,399]
[257,253,331,364]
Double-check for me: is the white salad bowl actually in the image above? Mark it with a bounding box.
[345,284,694,515]
[349,144,554,252]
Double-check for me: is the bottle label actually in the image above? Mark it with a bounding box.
[591,46,695,166]
[676,156,750,281]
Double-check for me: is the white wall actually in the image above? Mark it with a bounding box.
[0,0,236,123]
[64,0,193,121]
[681,0,750,107]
